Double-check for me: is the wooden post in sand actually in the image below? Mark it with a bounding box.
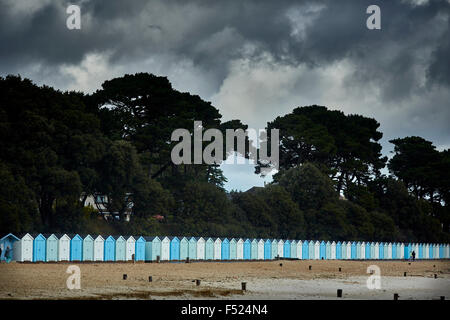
[339,267,342,272]
[309,265,312,270]
[241,282,247,291]
[196,279,201,286]
[434,274,437,279]
[404,272,407,277]
[149,276,152,282]
[337,289,342,298]
[123,274,127,280]
[394,293,399,300]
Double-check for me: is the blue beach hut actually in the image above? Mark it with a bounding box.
[32,233,46,262]
[439,244,444,259]
[169,236,180,261]
[264,239,271,260]
[221,238,230,260]
[365,242,371,259]
[302,240,309,259]
[244,239,251,260]
[404,243,410,260]
[336,241,342,259]
[320,241,326,259]
[104,235,115,261]
[69,234,83,261]
[0,233,19,261]
[135,236,145,261]
[379,242,384,259]
[283,240,291,258]
[144,236,161,261]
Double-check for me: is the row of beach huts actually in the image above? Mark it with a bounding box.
[0,233,449,262]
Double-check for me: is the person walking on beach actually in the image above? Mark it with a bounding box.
[4,246,11,263]
[411,250,416,261]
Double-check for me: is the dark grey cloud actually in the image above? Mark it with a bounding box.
[1,0,449,190]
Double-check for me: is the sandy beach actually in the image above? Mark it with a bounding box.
[0,260,449,300]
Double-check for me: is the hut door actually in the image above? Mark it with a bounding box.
[23,239,32,261]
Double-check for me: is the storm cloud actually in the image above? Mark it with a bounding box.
[1,0,449,190]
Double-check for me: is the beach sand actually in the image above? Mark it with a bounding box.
[0,260,449,300]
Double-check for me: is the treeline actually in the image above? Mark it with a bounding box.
[0,73,448,243]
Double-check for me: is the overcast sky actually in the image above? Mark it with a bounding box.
[1,0,449,191]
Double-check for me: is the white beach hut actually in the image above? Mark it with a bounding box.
[400,243,405,259]
[387,243,392,259]
[236,238,244,260]
[370,242,375,259]
[340,242,347,259]
[58,234,70,261]
[314,241,320,260]
[374,242,379,259]
[251,239,258,260]
[93,235,104,261]
[126,236,136,261]
[290,240,297,259]
[297,240,303,259]
[214,238,222,260]
[257,239,264,260]
[196,237,205,260]
[13,233,33,262]
[82,234,94,261]
[331,241,336,260]
[414,243,420,258]
[277,240,284,258]
[161,236,170,261]
[346,241,352,260]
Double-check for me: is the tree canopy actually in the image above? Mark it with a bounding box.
[0,74,448,243]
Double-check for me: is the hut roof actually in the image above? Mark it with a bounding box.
[0,233,20,241]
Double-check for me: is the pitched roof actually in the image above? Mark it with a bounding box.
[0,233,20,241]
[31,233,45,239]
[143,236,159,241]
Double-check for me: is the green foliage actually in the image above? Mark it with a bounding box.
[276,163,337,210]
[0,75,448,243]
